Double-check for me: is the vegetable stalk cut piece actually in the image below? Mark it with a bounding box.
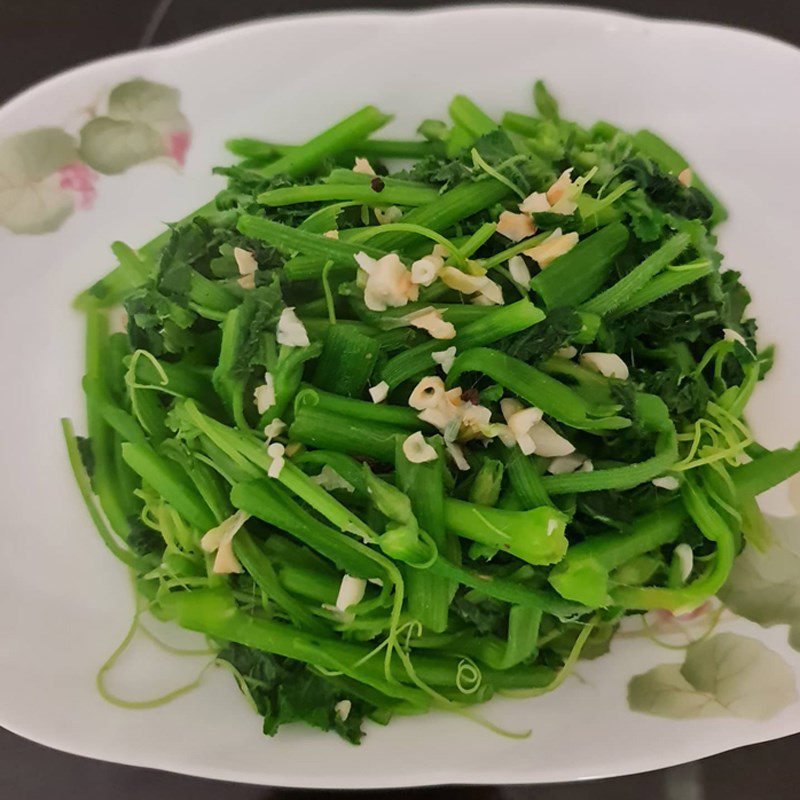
[529,223,629,309]
[446,348,630,431]
[258,183,439,208]
[382,300,545,388]
[443,499,569,566]
[581,232,691,316]
[549,502,686,607]
[367,179,512,252]
[312,325,380,398]
[237,216,386,269]
[396,437,455,632]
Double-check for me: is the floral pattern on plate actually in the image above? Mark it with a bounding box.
[0,78,190,235]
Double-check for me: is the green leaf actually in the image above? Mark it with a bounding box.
[628,632,797,720]
[79,117,164,175]
[0,128,79,233]
[718,515,800,650]
[217,643,370,744]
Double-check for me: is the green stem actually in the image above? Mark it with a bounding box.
[581,233,691,316]
[381,300,544,389]
[443,499,568,565]
[446,347,630,431]
[258,183,439,208]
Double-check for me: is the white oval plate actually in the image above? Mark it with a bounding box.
[1,4,800,789]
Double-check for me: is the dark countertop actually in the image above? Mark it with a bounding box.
[2,1,798,797]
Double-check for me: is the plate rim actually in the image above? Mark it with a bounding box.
[1,3,799,118]
[2,3,800,788]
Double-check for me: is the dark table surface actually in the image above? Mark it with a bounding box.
[2,1,798,797]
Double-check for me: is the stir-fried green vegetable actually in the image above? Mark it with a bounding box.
[64,81,798,744]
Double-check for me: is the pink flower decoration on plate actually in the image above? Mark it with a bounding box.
[652,599,713,625]
[166,130,191,167]
[58,162,98,210]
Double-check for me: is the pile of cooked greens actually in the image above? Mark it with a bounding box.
[64,81,800,743]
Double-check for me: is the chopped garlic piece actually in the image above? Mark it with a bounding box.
[442,414,462,443]
[200,510,250,575]
[459,403,493,440]
[410,379,498,445]
[723,328,746,345]
[284,442,302,458]
[678,168,693,187]
[323,229,339,239]
[492,423,517,448]
[653,475,680,491]
[508,255,531,287]
[368,381,389,403]
[335,575,367,613]
[547,453,588,474]
[518,191,550,214]
[440,265,503,305]
[276,307,310,347]
[440,266,487,294]
[312,465,355,493]
[555,345,577,359]
[234,246,258,276]
[580,459,594,472]
[352,157,375,175]
[418,404,459,432]
[409,309,456,340]
[431,243,450,259]
[355,251,418,311]
[546,168,579,214]
[409,376,446,410]
[411,254,444,286]
[334,699,352,721]
[267,442,285,479]
[254,372,276,414]
[234,247,258,290]
[496,211,536,242]
[263,418,286,442]
[507,407,545,456]
[674,543,694,581]
[108,305,128,334]
[374,206,403,225]
[402,431,438,463]
[529,421,575,457]
[237,272,256,290]
[446,441,470,471]
[500,397,525,422]
[580,352,629,380]
[524,228,579,267]
[478,279,504,305]
[432,345,457,374]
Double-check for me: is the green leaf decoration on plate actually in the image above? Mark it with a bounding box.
[0,127,80,234]
[79,117,164,175]
[628,632,797,720]
[718,515,800,650]
[79,78,191,175]
[107,79,187,133]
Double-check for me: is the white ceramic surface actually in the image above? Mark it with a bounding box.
[1,5,799,788]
